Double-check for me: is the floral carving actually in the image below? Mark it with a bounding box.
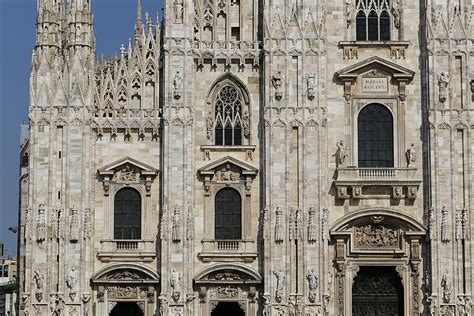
[69,207,80,243]
[307,207,317,242]
[456,208,468,240]
[83,208,92,239]
[354,224,398,247]
[322,208,330,241]
[275,207,284,243]
[441,206,450,242]
[36,204,47,242]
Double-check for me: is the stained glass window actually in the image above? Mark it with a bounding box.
[356,0,391,41]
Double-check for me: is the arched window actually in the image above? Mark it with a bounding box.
[214,85,243,146]
[114,188,142,240]
[355,0,391,41]
[215,188,242,240]
[358,104,394,168]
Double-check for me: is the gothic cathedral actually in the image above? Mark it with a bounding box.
[17,0,474,315]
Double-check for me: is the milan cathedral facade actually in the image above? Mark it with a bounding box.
[17,0,474,315]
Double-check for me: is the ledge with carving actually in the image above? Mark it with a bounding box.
[192,42,261,68]
[334,166,421,200]
[198,239,257,263]
[200,145,256,161]
[338,41,410,60]
[97,239,156,263]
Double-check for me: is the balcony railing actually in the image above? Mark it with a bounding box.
[97,239,156,262]
[199,239,257,262]
[337,167,418,181]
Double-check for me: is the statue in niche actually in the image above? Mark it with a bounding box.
[174,0,184,23]
[171,270,181,302]
[273,270,285,303]
[50,294,65,316]
[33,270,45,301]
[441,272,452,303]
[307,73,316,100]
[173,71,183,99]
[405,143,417,167]
[391,0,401,28]
[334,140,348,167]
[306,269,318,303]
[272,71,283,101]
[66,267,78,301]
[206,111,214,140]
[438,72,450,104]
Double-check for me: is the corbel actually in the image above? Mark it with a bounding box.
[398,80,407,101]
[343,80,352,101]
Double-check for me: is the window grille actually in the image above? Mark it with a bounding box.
[215,188,242,240]
[356,0,391,41]
[358,104,394,168]
[114,188,142,240]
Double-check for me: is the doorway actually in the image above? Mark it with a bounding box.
[352,266,404,316]
[110,302,143,316]
[211,302,245,316]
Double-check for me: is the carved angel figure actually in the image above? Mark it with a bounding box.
[206,111,214,140]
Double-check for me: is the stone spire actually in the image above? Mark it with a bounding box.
[134,0,144,44]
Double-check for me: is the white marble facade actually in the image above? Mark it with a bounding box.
[17,0,474,315]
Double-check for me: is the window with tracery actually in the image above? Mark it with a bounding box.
[356,0,391,41]
[358,104,394,168]
[214,85,243,146]
[114,188,142,240]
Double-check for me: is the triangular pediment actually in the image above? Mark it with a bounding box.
[335,56,415,82]
[98,156,158,178]
[199,156,258,177]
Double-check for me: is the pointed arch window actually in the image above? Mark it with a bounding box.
[358,104,394,168]
[355,0,391,41]
[114,188,142,240]
[215,188,242,240]
[214,85,243,146]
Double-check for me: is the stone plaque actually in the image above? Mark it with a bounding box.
[362,77,388,93]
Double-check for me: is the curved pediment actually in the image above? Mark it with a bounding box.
[331,208,426,233]
[91,263,160,285]
[194,263,262,285]
[335,56,415,83]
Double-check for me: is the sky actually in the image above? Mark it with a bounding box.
[0,0,164,258]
